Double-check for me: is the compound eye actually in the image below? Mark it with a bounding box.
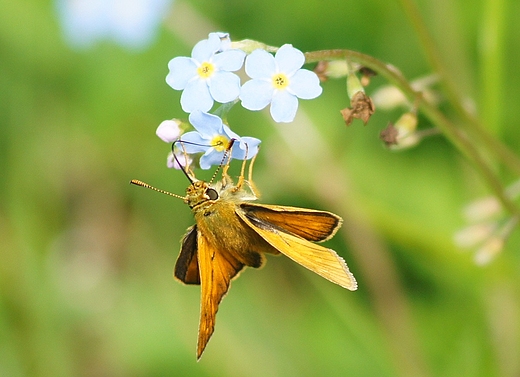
[206,188,218,200]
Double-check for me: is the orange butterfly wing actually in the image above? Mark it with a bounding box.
[236,207,357,291]
[196,232,244,360]
[240,203,341,242]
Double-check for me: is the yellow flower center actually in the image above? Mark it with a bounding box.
[272,73,289,90]
[211,135,229,152]
[197,62,215,79]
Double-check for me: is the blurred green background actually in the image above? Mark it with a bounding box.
[2,0,520,376]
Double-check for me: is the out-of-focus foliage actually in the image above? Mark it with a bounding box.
[1,0,520,376]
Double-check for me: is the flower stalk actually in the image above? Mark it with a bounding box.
[305,49,520,218]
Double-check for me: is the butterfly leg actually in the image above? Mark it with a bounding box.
[245,152,260,198]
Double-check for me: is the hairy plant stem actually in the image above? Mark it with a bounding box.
[304,49,520,217]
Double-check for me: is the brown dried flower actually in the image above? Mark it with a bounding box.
[340,91,375,126]
[380,123,399,145]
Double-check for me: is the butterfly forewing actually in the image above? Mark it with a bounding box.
[196,232,245,360]
[240,203,341,242]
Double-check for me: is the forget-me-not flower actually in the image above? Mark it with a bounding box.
[166,33,246,114]
[240,44,322,123]
[180,111,260,170]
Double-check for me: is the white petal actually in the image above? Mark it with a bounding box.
[200,150,224,170]
[289,69,322,99]
[210,31,231,51]
[245,49,276,79]
[209,72,241,103]
[213,49,246,71]
[166,57,197,90]
[275,44,304,76]
[191,34,219,62]
[239,79,273,110]
[180,80,213,113]
[222,124,241,140]
[270,90,298,123]
[180,131,209,153]
[188,111,223,135]
[234,137,261,160]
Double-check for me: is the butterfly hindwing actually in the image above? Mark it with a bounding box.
[174,225,201,285]
[236,207,357,291]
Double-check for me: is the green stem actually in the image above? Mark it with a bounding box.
[479,0,507,134]
[304,50,520,217]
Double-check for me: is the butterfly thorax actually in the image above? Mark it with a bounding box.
[185,178,269,267]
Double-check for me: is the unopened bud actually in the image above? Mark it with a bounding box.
[346,73,365,99]
[474,237,504,265]
[454,222,498,248]
[314,60,349,81]
[380,112,419,149]
[394,112,418,136]
[231,39,272,54]
[156,119,184,143]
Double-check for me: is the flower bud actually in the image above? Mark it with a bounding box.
[314,60,349,81]
[156,119,183,143]
[394,112,418,134]
[380,112,419,149]
[346,72,365,99]
[474,236,504,265]
[453,222,498,248]
[463,196,502,223]
[231,39,271,54]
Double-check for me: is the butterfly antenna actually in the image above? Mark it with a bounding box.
[130,179,186,200]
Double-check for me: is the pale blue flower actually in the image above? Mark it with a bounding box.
[180,111,260,170]
[55,0,172,50]
[213,32,232,52]
[240,44,322,123]
[166,33,246,113]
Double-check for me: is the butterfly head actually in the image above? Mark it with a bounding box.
[185,180,220,209]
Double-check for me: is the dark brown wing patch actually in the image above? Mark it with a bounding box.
[174,225,200,285]
[240,203,342,242]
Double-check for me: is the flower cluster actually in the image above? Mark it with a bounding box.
[166,33,322,122]
[158,32,323,170]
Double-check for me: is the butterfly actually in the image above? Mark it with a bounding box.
[131,140,357,360]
